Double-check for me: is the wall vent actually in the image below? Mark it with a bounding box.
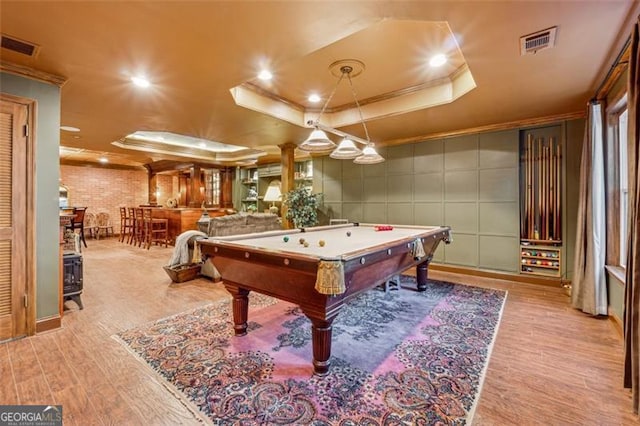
[520,27,557,55]
[1,34,39,57]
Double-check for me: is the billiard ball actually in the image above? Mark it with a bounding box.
[299,237,305,244]
[319,240,325,247]
[303,242,309,247]
[283,236,289,242]
[346,231,351,237]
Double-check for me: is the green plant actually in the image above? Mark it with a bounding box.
[283,186,322,228]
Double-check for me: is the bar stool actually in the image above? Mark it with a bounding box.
[142,207,168,249]
[119,207,135,243]
[133,207,145,247]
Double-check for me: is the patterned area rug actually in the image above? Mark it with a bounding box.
[114,277,506,425]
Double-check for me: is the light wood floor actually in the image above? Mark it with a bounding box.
[0,238,637,425]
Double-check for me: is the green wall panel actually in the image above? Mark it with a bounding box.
[479,202,519,235]
[445,202,478,233]
[444,233,478,266]
[479,168,518,201]
[388,203,414,225]
[444,170,478,201]
[342,203,363,223]
[479,235,519,272]
[363,176,386,202]
[322,178,342,202]
[387,175,413,203]
[387,144,414,175]
[363,203,387,223]
[444,134,478,170]
[479,130,519,168]
[343,178,364,202]
[414,202,444,226]
[414,139,444,173]
[414,173,443,202]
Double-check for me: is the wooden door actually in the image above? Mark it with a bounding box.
[0,97,29,341]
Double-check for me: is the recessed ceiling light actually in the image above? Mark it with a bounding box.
[98,157,108,164]
[60,126,80,132]
[308,94,321,103]
[258,69,273,81]
[131,76,151,88]
[429,53,447,67]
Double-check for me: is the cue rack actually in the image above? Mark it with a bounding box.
[520,134,562,244]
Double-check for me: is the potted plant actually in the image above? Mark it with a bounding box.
[283,186,322,228]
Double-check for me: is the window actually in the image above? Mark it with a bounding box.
[606,94,629,268]
[203,169,220,206]
[618,108,629,266]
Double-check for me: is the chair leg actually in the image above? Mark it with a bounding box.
[80,228,87,248]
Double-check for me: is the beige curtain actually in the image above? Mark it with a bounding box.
[624,16,640,415]
[571,102,607,315]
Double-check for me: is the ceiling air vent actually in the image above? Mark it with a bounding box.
[1,34,39,57]
[520,26,557,55]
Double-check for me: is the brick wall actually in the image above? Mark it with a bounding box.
[60,165,175,236]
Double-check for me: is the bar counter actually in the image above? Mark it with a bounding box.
[151,207,225,244]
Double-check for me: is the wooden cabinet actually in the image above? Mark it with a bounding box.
[520,245,561,277]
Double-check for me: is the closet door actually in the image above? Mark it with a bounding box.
[0,97,29,341]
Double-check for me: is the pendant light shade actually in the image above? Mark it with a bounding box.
[301,60,384,163]
[329,138,362,159]
[354,145,384,164]
[298,128,336,152]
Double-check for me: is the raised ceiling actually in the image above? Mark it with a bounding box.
[1,1,638,168]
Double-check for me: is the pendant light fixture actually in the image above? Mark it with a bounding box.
[300,60,384,163]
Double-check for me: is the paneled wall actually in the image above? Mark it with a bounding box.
[314,121,583,277]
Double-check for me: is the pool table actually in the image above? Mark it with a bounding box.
[198,223,452,375]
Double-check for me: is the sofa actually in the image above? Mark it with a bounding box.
[199,212,281,237]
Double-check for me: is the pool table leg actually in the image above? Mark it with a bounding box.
[416,259,429,291]
[224,285,250,336]
[305,313,339,376]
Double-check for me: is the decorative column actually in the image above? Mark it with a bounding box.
[220,167,234,208]
[189,165,202,207]
[148,171,158,205]
[279,142,296,229]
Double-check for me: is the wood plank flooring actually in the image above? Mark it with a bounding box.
[0,238,637,425]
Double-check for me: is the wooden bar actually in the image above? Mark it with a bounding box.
[148,207,226,244]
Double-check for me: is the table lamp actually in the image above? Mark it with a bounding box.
[263,181,282,215]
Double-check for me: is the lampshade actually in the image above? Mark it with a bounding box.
[330,138,362,159]
[354,145,385,164]
[263,183,282,202]
[299,129,336,152]
[300,61,384,163]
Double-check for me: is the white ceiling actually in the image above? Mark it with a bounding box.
[1,1,638,167]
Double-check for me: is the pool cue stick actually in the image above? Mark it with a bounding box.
[520,144,527,238]
[529,135,534,238]
[556,142,561,240]
[543,143,548,240]
[524,135,528,238]
[547,139,553,240]
[549,138,556,240]
[537,138,542,240]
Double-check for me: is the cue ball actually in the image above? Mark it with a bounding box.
[283,236,289,242]
[346,231,351,237]
[299,237,305,244]
[319,240,325,247]
[303,242,309,247]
